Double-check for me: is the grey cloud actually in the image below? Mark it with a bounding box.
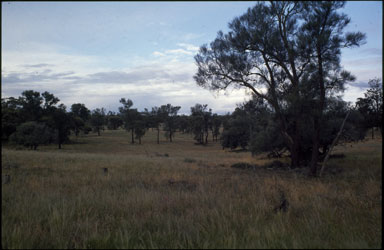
[23,63,55,68]
[346,81,369,89]
[360,48,382,56]
[2,70,75,84]
[83,67,191,84]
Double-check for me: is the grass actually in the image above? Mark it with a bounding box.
[2,129,382,248]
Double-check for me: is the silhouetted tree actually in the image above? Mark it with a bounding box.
[194,1,365,175]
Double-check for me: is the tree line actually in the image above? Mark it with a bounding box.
[1,90,227,148]
[2,77,381,154]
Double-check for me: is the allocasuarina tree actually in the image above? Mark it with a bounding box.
[194,1,365,175]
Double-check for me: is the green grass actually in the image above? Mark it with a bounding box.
[2,129,382,248]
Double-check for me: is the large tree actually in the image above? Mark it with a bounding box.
[194,1,365,175]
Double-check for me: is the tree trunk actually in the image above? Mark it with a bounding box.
[372,127,374,139]
[309,120,320,176]
[97,128,100,136]
[169,131,172,142]
[131,129,134,144]
[309,45,326,176]
[157,127,160,144]
[290,121,301,168]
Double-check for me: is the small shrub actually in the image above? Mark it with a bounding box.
[230,162,257,170]
[184,158,196,163]
[263,160,288,169]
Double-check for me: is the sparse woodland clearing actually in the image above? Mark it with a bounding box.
[2,129,382,249]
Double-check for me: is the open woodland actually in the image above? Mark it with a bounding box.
[1,129,382,249]
[2,1,382,249]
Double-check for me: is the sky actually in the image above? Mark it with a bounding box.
[1,1,382,114]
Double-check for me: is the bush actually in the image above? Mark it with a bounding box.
[10,121,55,150]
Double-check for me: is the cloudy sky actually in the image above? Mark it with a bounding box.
[2,1,382,114]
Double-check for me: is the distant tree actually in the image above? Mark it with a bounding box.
[106,111,123,130]
[221,108,251,150]
[47,104,72,149]
[148,106,165,144]
[119,98,140,144]
[90,108,105,136]
[19,90,43,122]
[177,115,191,134]
[134,119,146,144]
[42,91,60,110]
[190,104,212,145]
[1,97,23,141]
[211,114,222,142]
[160,104,181,142]
[10,121,55,150]
[356,78,383,138]
[69,103,90,136]
[71,103,90,122]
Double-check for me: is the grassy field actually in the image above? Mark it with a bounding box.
[1,129,382,249]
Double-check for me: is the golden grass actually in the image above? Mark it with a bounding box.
[2,129,382,248]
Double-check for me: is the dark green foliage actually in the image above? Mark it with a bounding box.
[250,119,285,157]
[69,103,90,136]
[222,95,270,151]
[177,115,191,134]
[160,104,181,142]
[106,112,123,130]
[19,90,44,122]
[211,114,221,142]
[221,115,250,150]
[90,108,106,136]
[43,104,72,149]
[119,98,140,143]
[71,103,90,122]
[2,97,23,140]
[190,104,212,145]
[134,120,146,144]
[69,115,85,136]
[147,106,165,144]
[10,121,55,150]
[356,78,383,138]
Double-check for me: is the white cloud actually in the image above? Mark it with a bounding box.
[177,43,199,52]
[164,48,193,56]
[152,51,165,57]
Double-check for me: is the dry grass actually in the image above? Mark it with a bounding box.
[2,129,382,248]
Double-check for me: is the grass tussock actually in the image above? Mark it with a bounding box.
[2,129,382,248]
